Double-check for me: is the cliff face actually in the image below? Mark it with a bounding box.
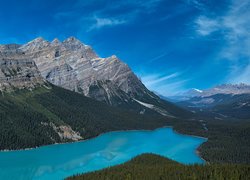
[15,37,157,104]
[0,44,44,92]
[0,37,189,117]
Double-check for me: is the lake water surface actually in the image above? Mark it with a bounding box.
[0,127,206,180]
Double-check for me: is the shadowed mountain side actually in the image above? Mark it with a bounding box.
[0,84,169,150]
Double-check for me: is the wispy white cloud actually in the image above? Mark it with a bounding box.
[195,16,220,36]
[54,0,164,32]
[88,16,127,31]
[147,52,169,63]
[142,72,179,87]
[195,0,250,41]
[232,64,250,83]
[194,0,250,84]
[140,72,188,96]
[154,80,189,96]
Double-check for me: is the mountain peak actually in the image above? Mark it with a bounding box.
[63,36,82,44]
[62,36,86,50]
[35,37,44,41]
[19,37,50,52]
[191,88,203,93]
[51,38,61,45]
[177,88,203,98]
[29,37,47,44]
[111,55,118,59]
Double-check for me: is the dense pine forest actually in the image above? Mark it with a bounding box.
[167,118,250,164]
[67,154,250,180]
[1,85,250,165]
[0,85,168,150]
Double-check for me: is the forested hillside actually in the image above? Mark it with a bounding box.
[0,85,168,150]
[68,154,250,180]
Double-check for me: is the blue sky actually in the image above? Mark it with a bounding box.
[0,0,249,96]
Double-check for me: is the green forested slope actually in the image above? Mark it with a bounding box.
[0,85,168,150]
[68,154,250,180]
[168,118,250,164]
[1,84,250,166]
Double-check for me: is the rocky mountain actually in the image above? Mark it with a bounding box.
[0,44,45,91]
[175,84,250,119]
[174,84,250,101]
[0,38,176,150]
[18,37,148,100]
[0,37,189,117]
[197,84,250,97]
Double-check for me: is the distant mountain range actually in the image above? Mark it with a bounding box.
[167,84,250,101]
[168,84,250,119]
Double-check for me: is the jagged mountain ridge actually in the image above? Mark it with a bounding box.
[178,84,250,100]
[0,38,179,150]
[198,84,250,97]
[168,83,250,103]
[175,84,250,119]
[0,37,189,117]
[18,37,147,99]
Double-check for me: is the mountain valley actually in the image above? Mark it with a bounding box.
[168,84,250,120]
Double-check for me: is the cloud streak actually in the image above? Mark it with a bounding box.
[194,0,250,84]
[140,72,188,96]
[88,16,127,31]
[147,52,170,63]
[142,72,179,87]
[54,0,164,32]
[195,16,220,36]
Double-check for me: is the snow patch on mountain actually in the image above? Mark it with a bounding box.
[134,99,175,117]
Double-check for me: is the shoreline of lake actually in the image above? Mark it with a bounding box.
[0,125,207,155]
[0,127,206,180]
[0,127,208,165]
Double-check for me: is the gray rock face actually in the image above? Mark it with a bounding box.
[13,37,154,103]
[0,37,187,117]
[88,80,131,105]
[0,44,44,92]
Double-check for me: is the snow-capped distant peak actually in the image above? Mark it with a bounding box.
[192,88,203,93]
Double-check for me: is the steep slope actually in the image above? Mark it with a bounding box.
[0,44,45,91]
[210,94,250,119]
[0,45,169,150]
[0,37,190,117]
[0,85,168,150]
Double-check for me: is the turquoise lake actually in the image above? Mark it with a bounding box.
[0,127,206,180]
